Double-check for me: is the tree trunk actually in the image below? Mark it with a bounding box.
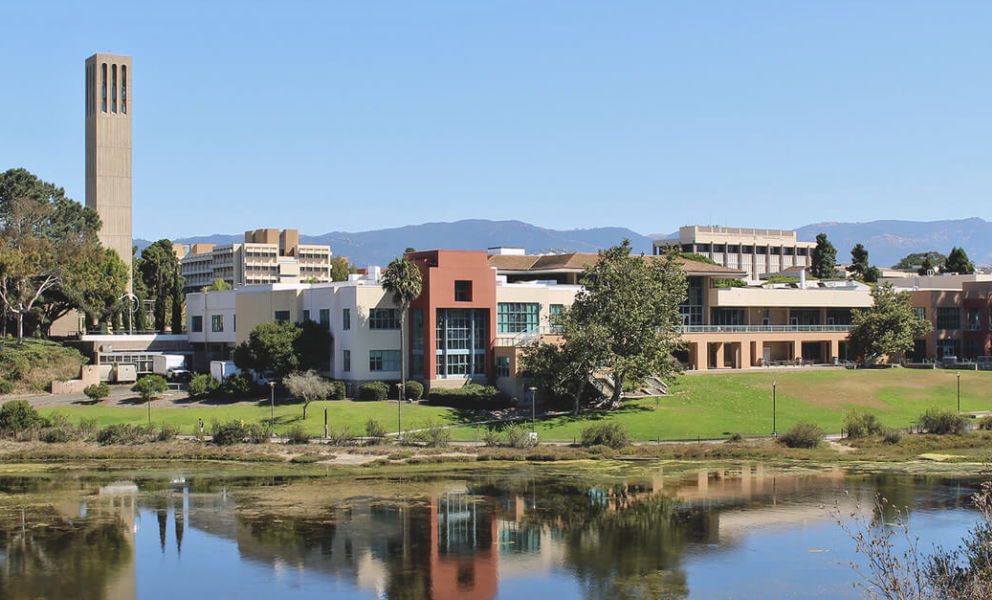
[573,390,583,416]
[610,371,623,407]
[303,400,309,420]
[16,310,24,345]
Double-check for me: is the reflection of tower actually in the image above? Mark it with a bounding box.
[84,53,133,291]
[174,493,185,555]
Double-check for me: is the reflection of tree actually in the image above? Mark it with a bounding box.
[239,508,338,560]
[563,494,691,600]
[384,503,433,600]
[0,506,131,600]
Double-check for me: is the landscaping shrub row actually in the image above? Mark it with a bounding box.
[426,384,514,410]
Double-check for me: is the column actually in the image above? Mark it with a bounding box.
[740,341,752,369]
[691,342,707,371]
[713,342,724,369]
[828,339,839,363]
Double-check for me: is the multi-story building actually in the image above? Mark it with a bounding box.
[187,248,877,399]
[180,229,332,292]
[653,226,816,281]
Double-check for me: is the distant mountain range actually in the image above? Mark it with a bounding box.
[135,217,992,269]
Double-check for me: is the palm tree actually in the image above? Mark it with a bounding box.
[381,256,423,439]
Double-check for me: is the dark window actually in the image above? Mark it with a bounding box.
[742,245,753,253]
[755,246,767,255]
[497,356,510,377]
[319,308,330,329]
[789,309,820,326]
[343,349,351,372]
[455,280,472,302]
[681,244,694,253]
[111,64,117,113]
[679,277,704,326]
[937,307,960,330]
[369,350,401,372]
[302,309,311,323]
[274,310,290,324]
[121,65,127,114]
[101,63,107,112]
[968,308,981,331]
[797,248,809,256]
[369,308,400,329]
[342,308,350,330]
[784,247,795,256]
[712,244,725,252]
[727,245,739,253]
[696,243,711,252]
[211,315,224,332]
[710,308,744,326]
[770,247,781,255]
[191,316,203,333]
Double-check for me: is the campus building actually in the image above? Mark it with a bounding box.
[179,229,333,292]
[653,226,816,281]
[85,53,133,291]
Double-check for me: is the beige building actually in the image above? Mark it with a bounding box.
[85,53,133,291]
[653,226,816,281]
[180,229,332,292]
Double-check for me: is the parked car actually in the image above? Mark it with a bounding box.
[166,368,192,382]
[941,355,958,368]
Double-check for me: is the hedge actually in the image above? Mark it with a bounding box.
[358,381,389,402]
[426,384,514,410]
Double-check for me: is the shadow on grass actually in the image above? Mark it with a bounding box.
[542,403,654,427]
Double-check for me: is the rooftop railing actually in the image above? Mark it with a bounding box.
[679,324,852,334]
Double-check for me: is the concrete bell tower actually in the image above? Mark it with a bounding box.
[85,53,133,291]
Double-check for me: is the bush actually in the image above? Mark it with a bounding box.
[427,384,514,410]
[83,382,111,402]
[0,400,44,433]
[778,422,824,448]
[188,374,220,398]
[40,427,76,444]
[580,422,630,449]
[284,423,310,444]
[211,420,246,445]
[415,419,450,448]
[917,407,970,435]
[158,423,181,442]
[290,455,320,464]
[77,417,99,435]
[482,427,502,447]
[882,427,903,444]
[404,380,424,401]
[244,421,272,444]
[726,432,744,443]
[47,411,71,429]
[328,380,346,400]
[0,379,15,395]
[326,426,353,445]
[979,415,992,431]
[358,381,389,402]
[96,423,154,445]
[365,417,387,442]
[844,410,885,439]
[502,423,534,449]
[222,373,257,399]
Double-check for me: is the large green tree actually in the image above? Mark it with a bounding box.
[233,321,301,379]
[135,239,184,332]
[521,309,605,415]
[810,233,838,279]
[568,239,687,406]
[892,251,946,271]
[38,247,129,331]
[330,256,358,282]
[918,253,938,276]
[846,243,879,283]
[0,168,118,343]
[943,247,975,275]
[847,282,932,364]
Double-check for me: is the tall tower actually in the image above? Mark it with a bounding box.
[85,53,133,290]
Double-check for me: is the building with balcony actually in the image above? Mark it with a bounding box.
[179,229,332,292]
[652,226,816,281]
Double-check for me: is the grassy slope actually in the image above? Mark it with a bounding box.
[456,368,992,441]
[36,368,992,442]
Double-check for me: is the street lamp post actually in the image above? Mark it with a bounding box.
[957,371,961,413]
[529,386,538,434]
[772,380,778,437]
[269,381,275,430]
[120,293,138,335]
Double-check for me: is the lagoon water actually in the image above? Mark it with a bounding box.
[0,463,982,599]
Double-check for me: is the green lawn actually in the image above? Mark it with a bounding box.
[455,368,992,441]
[39,399,460,438]
[38,368,992,442]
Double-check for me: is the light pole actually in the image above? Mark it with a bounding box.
[957,371,961,413]
[529,386,538,434]
[120,293,138,335]
[269,381,276,430]
[772,380,778,437]
[397,383,405,442]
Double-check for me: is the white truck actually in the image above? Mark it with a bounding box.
[152,354,186,376]
[210,360,240,382]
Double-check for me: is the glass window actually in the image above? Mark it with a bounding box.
[369,308,400,329]
[915,307,927,321]
[274,310,290,324]
[549,304,563,333]
[369,350,401,372]
[121,65,126,114]
[742,245,753,253]
[211,315,224,332]
[696,244,711,253]
[712,244,725,253]
[319,308,330,329]
[455,280,472,302]
[111,64,117,113]
[679,277,704,326]
[436,308,487,378]
[797,248,809,256]
[968,308,981,331]
[302,309,311,323]
[755,246,768,255]
[343,308,350,330]
[190,316,203,333]
[770,247,781,255]
[497,356,510,377]
[937,307,960,330]
[710,308,744,326]
[727,245,739,253]
[343,349,351,372]
[497,303,539,334]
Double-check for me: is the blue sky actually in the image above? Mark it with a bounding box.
[2,1,990,240]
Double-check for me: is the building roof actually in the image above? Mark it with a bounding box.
[488,252,745,277]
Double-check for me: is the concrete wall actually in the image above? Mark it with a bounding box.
[52,365,101,395]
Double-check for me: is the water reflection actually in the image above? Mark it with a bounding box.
[0,465,981,600]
